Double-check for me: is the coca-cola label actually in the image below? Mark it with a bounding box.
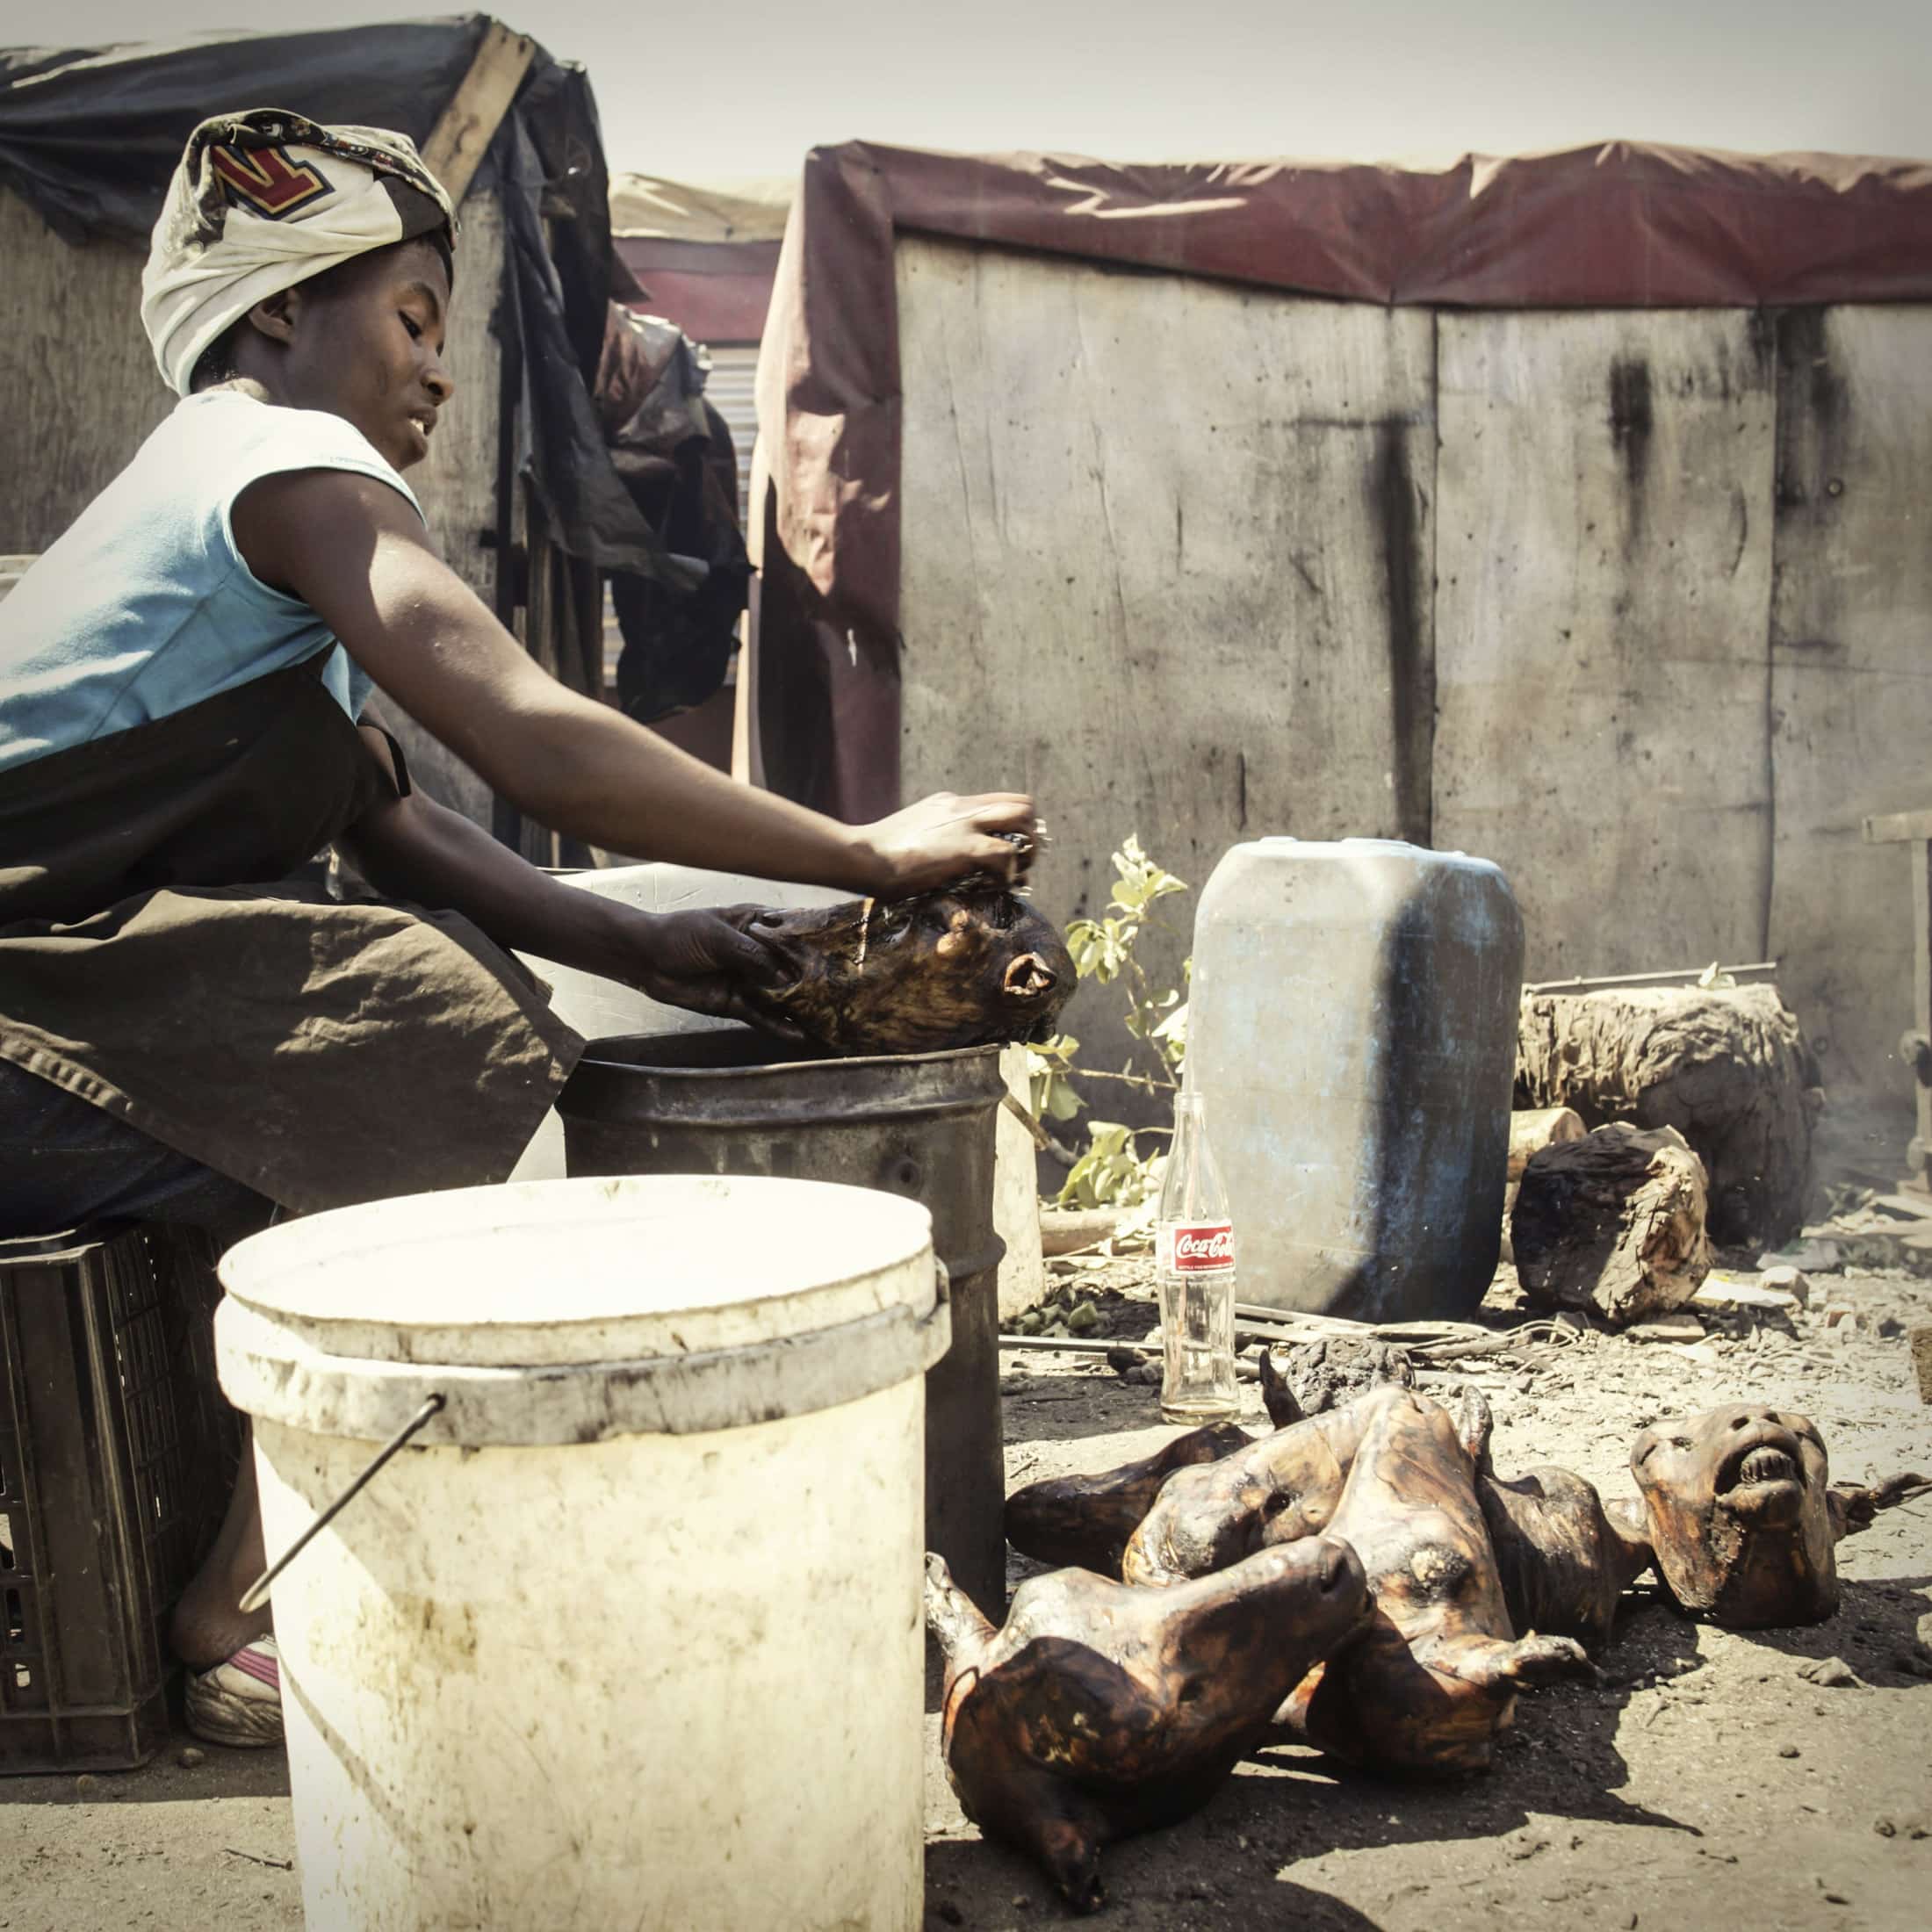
[1161,1222,1235,1272]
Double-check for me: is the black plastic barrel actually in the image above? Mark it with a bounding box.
[558,1029,1009,1616]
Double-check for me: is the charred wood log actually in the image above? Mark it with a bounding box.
[1515,984,1821,1247]
[1508,1107,1587,1180]
[926,1541,1369,1913]
[1511,1122,1712,1325]
[1502,1107,1587,1260]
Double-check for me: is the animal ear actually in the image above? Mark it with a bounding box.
[1829,1473,1932,1540]
[1003,952,1057,999]
[1443,1633,1595,1691]
[1454,1387,1495,1470]
[925,1552,996,1660]
[1258,1346,1304,1428]
[1502,1634,1597,1687]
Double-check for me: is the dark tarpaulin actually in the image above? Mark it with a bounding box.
[595,306,750,723]
[752,138,1932,820]
[0,15,680,586]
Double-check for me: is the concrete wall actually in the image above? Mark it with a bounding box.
[0,186,509,825]
[895,234,1930,1107]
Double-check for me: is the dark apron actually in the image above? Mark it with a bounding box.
[0,650,583,1214]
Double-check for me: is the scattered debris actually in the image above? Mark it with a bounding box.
[1628,1313,1707,1344]
[1257,1335,1415,1419]
[1758,1238,1844,1273]
[1798,1657,1865,1689]
[1694,1269,1805,1314]
[1513,1123,1712,1324]
[1107,1348,1165,1388]
[1509,1106,1587,1180]
[1011,1280,1107,1339]
[1909,1326,1932,1405]
[1040,1207,1128,1258]
[176,1746,205,1770]
[1799,1191,1932,1270]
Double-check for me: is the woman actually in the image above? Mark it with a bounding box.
[0,112,1039,1745]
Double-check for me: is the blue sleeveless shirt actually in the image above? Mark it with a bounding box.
[0,391,422,773]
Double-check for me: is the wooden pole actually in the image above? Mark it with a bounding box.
[422,22,537,208]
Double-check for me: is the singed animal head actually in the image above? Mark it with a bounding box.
[736,885,1074,1056]
[1630,1404,1837,1626]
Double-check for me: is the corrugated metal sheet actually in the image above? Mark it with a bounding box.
[704,346,759,526]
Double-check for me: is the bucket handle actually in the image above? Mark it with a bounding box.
[237,1254,948,1610]
[237,1393,445,1613]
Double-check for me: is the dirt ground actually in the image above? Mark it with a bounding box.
[4,1255,1928,1932]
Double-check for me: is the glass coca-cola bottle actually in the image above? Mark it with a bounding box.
[1154,1087,1237,1422]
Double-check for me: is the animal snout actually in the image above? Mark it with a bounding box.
[1002,952,1057,998]
[1314,1536,1364,1597]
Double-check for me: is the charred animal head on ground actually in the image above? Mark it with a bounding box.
[1632,1404,1839,1626]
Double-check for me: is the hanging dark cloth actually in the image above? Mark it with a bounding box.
[595,305,751,723]
[0,650,582,1215]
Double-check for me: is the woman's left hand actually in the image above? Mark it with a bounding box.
[617,908,802,1036]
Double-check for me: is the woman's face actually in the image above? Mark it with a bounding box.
[260,238,455,472]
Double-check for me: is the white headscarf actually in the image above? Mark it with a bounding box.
[141,110,457,397]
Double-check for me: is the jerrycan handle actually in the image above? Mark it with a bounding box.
[237,1392,445,1613]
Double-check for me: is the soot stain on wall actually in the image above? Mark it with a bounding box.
[1772,308,1849,517]
[1372,420,1431,847]
[1607,356,1654,500]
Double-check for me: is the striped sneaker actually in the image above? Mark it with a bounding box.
[184,1635,284,1748]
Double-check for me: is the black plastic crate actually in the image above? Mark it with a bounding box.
[0,1222,237,1773]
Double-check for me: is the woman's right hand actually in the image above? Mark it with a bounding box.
[855,790,1042,897]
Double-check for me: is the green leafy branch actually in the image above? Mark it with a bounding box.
[1027,836,1192,1211]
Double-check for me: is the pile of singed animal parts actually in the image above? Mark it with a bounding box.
[926,1361,1927,1914]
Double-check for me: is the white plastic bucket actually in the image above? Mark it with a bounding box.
[215,1174,946,1932]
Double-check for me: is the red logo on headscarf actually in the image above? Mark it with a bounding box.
[210,144,335,219]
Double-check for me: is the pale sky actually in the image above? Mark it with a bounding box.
[18,0,1932,181]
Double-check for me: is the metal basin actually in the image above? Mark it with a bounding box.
[559,1027,1009,1615]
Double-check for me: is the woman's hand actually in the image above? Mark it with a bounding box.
[617,908,803,1036]
[253,472,1042,897]
[855,791,1042,897]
